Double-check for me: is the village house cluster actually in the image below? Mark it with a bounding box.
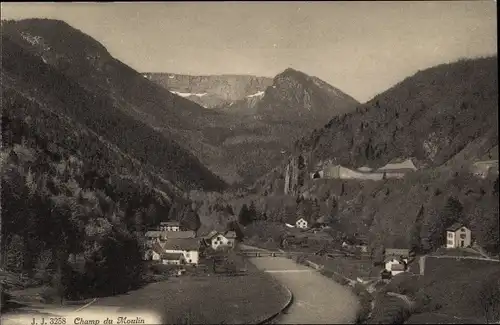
[283,214,475,279]
[143,221,238,266]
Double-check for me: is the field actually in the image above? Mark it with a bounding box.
[389,257,500,324]
[430,247,484,257]
[307,255,378,280]
[95,268,290,324]
[4,253,290,324]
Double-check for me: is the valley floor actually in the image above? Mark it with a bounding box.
[1,269,289,325]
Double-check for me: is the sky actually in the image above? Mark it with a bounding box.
[1,1,497,102]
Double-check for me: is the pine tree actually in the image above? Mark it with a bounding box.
[442,196,464,227]
[238,204,251,226]
[311,198,321,222]
[180,207,201,232]
[410,205,424,253]
[248,201,257,223]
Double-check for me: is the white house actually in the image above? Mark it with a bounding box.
[296,218,309,229]
[446,223,472,248]
[204,230,236,250]
[162,238,200,265]
[161,253,185,265]
[385,257,408,276]
[159,221,181,232]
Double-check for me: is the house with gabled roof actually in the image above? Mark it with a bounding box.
[163,238,201,265]
[446,223,472,248]
[203,230,236,250]
[296,217,309,229]
[160,252,185,265]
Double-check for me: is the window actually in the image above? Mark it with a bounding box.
[460,234,466,239]
[447,233,453,238]
[447,240,453,245]
[461,228,466,232]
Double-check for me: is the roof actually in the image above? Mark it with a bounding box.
[391,264,406,271]
[204,230,222,240]
[385,256,406,263]
[161,252,184,260]
[161,230,196,239]
[152,242,165,255]
[163,238,200,251]
[160,221,180,226]
[377,159,417,172]
[385,248,410,256]
[446,223,468,232]
[379,168,417,174]
[225,231,237,239]
[145,231,162,238]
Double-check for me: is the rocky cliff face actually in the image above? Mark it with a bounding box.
[255,68,359,123]
[141,67,359,185]
[142,73,273,108]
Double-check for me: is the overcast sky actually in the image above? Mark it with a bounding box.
[1,1,497,102]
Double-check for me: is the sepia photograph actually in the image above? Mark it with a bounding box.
[0,1,498,324]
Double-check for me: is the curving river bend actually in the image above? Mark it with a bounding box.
[240,244,360,324]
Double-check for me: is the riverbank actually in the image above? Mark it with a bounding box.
[243,245,360,324]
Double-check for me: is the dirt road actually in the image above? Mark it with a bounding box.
[241,245,360,324]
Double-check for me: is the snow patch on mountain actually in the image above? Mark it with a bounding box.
[171,91,208,98]
[246,91,265,98]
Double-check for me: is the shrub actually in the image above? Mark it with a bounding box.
[1,290,12,311]
[353,282,366,296]
[40,286,60,304]
[150,264,179,275]
[370,295,410,324]
[385,274,417,296]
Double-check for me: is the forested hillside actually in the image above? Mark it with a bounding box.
[293,56,498,170]
[1,24,210,299]
[239,57,499,256]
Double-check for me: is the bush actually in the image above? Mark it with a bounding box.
[334,274,350,286]
[150,264,179,275]
[1,289,12,311]
[40,286,60,304]
[413,289,432,313]
[385,274,417,296]
[353,282,366,296]
[356,295,373,324]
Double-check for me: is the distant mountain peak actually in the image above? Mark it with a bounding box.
[275,67,309,81]
[256,68,359,119]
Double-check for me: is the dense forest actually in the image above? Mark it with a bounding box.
[291,56,498,170]
[1,34,208,300]
[239,56,499,256]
